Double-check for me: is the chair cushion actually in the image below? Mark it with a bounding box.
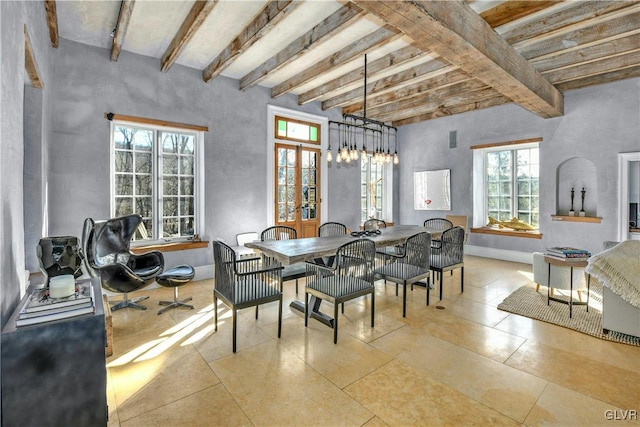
[374,263,429,281]
[157,265,195,287]
[307,276,373,299]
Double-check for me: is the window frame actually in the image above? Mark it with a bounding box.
[109,120,204,245]
[472,140,540,231]
[360,154,392,224]
[274,115,321,145]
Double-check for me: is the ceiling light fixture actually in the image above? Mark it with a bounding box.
[328,55,398,165]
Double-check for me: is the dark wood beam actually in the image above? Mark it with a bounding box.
[24,25,43,88]
[43,0,59,48]
[161,1,218,72]
[203,0,299,83]
[110,0,135,62]
[351,0,563,118]
[271,25,401,98]
[239,3,364,91]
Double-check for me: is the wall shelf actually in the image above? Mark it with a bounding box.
[551,215,602,223]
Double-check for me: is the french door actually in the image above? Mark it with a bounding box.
[274,143,320,238]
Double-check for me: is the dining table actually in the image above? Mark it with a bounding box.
[245,224,442,328]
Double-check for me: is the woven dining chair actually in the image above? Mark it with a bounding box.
[304,239,376,344]
[363,218,386,231]
[424,217,453,249]
[318,222,348,237]
[260,226,306,294]
[374,232,432,317]
[430,226,465,301]
[212,240,283,353]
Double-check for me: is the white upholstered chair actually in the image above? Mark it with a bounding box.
[532,252,587,300]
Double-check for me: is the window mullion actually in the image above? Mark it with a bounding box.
[154,130,161,240]
[511,150,516,219]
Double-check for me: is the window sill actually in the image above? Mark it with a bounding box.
[470,227,542,239]
[131,241,209,254]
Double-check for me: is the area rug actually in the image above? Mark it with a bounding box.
[498,282,640,346]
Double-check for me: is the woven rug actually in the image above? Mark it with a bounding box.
[498,282,640,346]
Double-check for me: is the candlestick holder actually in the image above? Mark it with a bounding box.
[579,187,586,217]
[569,187,575,216]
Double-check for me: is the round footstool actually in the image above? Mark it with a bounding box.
[156,265,195,315]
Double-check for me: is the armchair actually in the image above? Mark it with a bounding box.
[430,226,464,301]
[305,239,376,344]
[82,214,164,310]
[261,226,306,294]
[213,240,283,353]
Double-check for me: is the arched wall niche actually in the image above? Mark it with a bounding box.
[556,157,598,217]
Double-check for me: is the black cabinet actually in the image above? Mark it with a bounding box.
[1,278,107,426]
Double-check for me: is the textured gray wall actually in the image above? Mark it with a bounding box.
[398,78,640,256]
[1,1,53,327]
[49,39,353,270]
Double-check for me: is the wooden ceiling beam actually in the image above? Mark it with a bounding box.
[480,1,561,28]
[379,86,501,123]
[271,25,402,98]
[544,49,640,84]
[342,69,470,115]
[297,45,425,105]
[203,0,298,83]
[43,0,59,48]
[554,65,640,91]
[503,1,640,46]
[351,0,563,118]
[239,3,364,91]
[532,33,640,73]
[392,95,511,127]
[24,25,43,88]
[161,1,218,72]
[110,0,135,62]
[321,58,453,110]
[365,79,489,120]
[517,11,640,60]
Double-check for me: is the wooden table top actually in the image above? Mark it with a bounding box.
[543,255,589,268]
[245,225,442,265]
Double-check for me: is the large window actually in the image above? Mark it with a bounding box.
[475,142,540,229]
[111,123,200,242]
[361,156,386,223]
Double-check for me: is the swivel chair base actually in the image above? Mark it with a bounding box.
[111,293,149,311]
[158,288,194,315]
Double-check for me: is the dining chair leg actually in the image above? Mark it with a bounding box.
[439,271,444,300]
[295,279,299,294]
[395,283,399,296]
[371,293,375,327]
[402,282,407,317]
[342,302,344,314]
[214,295,218,331]
[278,297,282,338]
[232,308,237,353]
[426,279,430,306]
[461,267,464,293]
[333,303,339,344]
[305,292,309,327]
[255,306,259,319]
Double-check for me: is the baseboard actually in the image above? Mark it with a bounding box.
[465,245,532,264]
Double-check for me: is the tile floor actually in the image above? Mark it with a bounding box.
[105,256,640,426]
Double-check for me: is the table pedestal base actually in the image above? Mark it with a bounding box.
[290,297,335,328]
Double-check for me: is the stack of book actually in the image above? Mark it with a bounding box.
[16,280,95,327]
[545,246,591,261]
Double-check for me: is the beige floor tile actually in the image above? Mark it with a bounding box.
[120,384,252,427]
[394,334,547,422]
[506,340,640,410]
[494,312,640,372]
[210,340,374,426]
[271,317,394,388]
[362,416,390,426]
[524,382,640,426]
[110,344,220,422]
[345,360,519,426]
[435,293,511,327]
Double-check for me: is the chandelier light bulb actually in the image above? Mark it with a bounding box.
[393,153,399,165]
[336,153,342,163]
[345,155,351,164]
[326,150,332,162]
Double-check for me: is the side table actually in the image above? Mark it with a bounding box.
[544,255,591,318]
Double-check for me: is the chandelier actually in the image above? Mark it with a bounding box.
[327,55,398,165]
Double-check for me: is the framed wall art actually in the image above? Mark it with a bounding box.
[414,169,451,211]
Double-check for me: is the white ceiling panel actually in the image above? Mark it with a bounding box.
[57,1,121,49]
